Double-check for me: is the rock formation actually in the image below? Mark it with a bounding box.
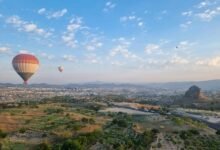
[184,85,207,100]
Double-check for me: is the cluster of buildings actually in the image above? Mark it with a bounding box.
[0,87,85,103]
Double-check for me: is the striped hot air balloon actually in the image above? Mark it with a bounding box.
[12,54,39,85]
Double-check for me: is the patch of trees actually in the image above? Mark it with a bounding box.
[44,108,64,114]
[81,118,95,124]
[108,112,132,128]
[216,130,220,135]
[49,113,158,150]
[179,129,199,139]
[66,121,85,131]
[19,128,27,133]
[57,129,157,150]
[53,130,103,150]
[0,130,7,138]
[179,129,220,150]
[41,96,74,104]
[36,143,51,150]
[171,116,207,128]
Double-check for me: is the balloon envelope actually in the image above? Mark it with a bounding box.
[12,54,39,84]
[58,66,63,72]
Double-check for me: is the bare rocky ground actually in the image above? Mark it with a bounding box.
[151,133,183,150]
[9,130,57,145]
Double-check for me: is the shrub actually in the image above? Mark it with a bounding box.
[81,118,89,123]
[22,111,27,114]
[36,143,51,150]
[10,112,15,116]
[89,118,95,124]
[172,117,184,125]
[42,133,47,138]
[52,144,62,150]
[0,130,7,138]
[113,143,125,150]
[151,128,159,134]
[61,139,83,150]
[19,128,26,133]
[67,123,83,131]
[25,119,31,124]
[189,129,199,135]
[112,118,128,128]
[216,130,220,135]
[157,143,162,148]
[44,108,64,114]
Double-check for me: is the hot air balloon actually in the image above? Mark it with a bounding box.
[12,54,39,85]
[58,66,64,72]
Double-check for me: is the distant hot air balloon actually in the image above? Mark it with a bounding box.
[58,66,64,72]
[12,54,39,85]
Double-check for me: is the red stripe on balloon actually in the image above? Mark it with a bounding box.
[12,54,39,64]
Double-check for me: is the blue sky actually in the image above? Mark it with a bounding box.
[1,0,220,84]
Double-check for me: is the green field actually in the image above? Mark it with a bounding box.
[0,97,219,150]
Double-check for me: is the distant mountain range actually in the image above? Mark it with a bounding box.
[1,79,220,90]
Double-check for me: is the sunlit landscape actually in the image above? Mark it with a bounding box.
[0,0,220,150]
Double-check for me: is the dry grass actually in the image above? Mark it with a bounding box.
[79,124,101,133]
[0,113,22,131]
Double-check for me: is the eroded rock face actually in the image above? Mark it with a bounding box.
[185,85,202,99]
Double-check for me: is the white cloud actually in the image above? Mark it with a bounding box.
[85,38,103,51]
[0,47,10,53]
[180,21,192,28]
[198,1,209,8]
[41,52,54,60]
[195,60,207,65]
[182,11,193,17]
[182,1,220,22]
[169,55,189,65]
[62,16,102,50]
[103,1,116,12]
[18,50,35,55]
[209,60,218,66]
[38,8,68,19]
[23,23,37,32]
[111,61,125,66]
[120,14,144,28]
[109,38,142,61]
[63,55,76,62]
[138,22,144,27]
[67,24,81,32]
[6,15,23,26]
[19,50,29,53]
[85,53,101,64]
[48,9,67,19]
[195,7,220,21]
[120,15,136,22]
[38,8,46,14]
[62,34,78,48]
[62,17,82,48]
[196,0,217,9]
[145,44,160,54]
[196,56,220,67]
[176,41,195,50]
[6,15,52,37]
